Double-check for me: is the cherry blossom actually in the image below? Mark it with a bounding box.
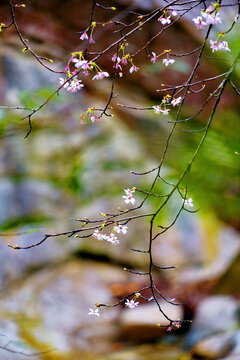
[183,198,194,208]
[150,52,158,63]
[192,16,207,29]
[67,79,84,93]
[171,10,178,17]
[92,71,110,80]
[89,36,95,44]
[171,97,182,107]
[59,77,69,88]
[88,308,100,317]
[125,299,139,309]
[201,10,222,25]
[114,224,128,234]
[72,59,89,69]
[123,188,135,205]
[210,39,230,53]
[162,58,175,66]
[129,65,139,73]
[80,32,88,40]
[106,233,119,245]
[158,16,171,25]
[167,326,172,332]
[93,230,105,240]
[218,40,231,52]
[161,109,170,116]
[153,105,161,114]
[121,57,128,65]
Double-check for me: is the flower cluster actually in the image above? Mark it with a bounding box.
[92,220,129,246]
[122,188,136,205]
[192,3,222,29]
[158,9,177,25]
[150,49,175,67]
[80,107,99,124]
[210,39,230,53]
[59,77,83,93]
[111,42,139,77]
[153,95,182,116]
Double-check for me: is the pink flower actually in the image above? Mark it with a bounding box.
[80,32,88,40]
[92,71,110,80]
[160,109,170,116]
[171,97,182,107]
[67,79,84,93]
[106,233,119,245]
[218,40,231,52]
[150,52,158,63]
[112,54,117,62]
[162,58,175,66]
[89,36,95,44]
[192,16,207,29]
[129,65,139,73]
[114,224,128,235]
[89,114,98,123]
[171,10,178,17]
[125,299,139,309]
[121,57,128,65]
[201,10,222,25]
[153,105,161,114]
[72,59,89,69]
[167,326,172,332]
[210,40,219,52]
[158,16,171,25]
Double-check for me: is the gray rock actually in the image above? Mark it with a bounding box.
[185,296,239,348]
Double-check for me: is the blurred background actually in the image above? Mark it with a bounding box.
[0,0,239,359]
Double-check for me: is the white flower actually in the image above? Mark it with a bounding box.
[125,299,139,309]
[160,109,170,115]
[171,10,178,17]
[153,105,161,114]
[72,59,89,69]
[92,71,109,80]
[106,233,119,245]
[93,230,105,240]
[129,65,139,73]
[124,188,135,196]
[123,194,135,205]
[183,198,194,208]
[114,224,128,235]
[218,40,231,52]
[67,79,84,93]
[162,58,175,66]
[88,308,100,316]
[171,97,182,107]
[192,16,207,29]
[59,77,69,88]
[210,39,231,53]
[210,40,219,52]
[158,16,171,25]
[201,10,222,25]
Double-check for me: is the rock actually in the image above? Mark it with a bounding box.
[0,260,126,358]
[119,302,183,342]
[185,296,239,348]
[191,333,235,359]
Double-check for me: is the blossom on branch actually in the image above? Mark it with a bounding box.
[113,224,128,234]
[192,16,207,29]
[67,79,84,93]
[123,188,135,205]
[171,97,182,107]
[92,71,110,80]
[162,58,175,66]
[183,198,194,208]
[88,308,100,316]
[125,299,139,309]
